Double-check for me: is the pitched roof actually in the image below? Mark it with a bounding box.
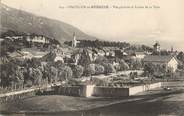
[143,55,175,63]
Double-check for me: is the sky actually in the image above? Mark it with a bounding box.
[2,0,184,51]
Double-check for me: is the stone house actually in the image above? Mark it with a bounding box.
[143,55,178,72]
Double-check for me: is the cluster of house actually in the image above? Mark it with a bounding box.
[71,34,179,73]
[1,33,179,73]
[4,34,50,46]
[0,35,51,64]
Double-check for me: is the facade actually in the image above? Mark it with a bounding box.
[26,35,50,44]
[5,36,23,41]
[143,55,178,72]
[131,52,146,60]
[5,35,50,44]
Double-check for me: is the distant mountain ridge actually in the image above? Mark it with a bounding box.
[0,4,98,43]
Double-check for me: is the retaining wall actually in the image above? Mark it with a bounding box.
[0,82,161,102]
[93,87,129,97]
[161,81,184,87]
[56,82,161,97]
[0,87,51,103]
[0,89,37,103]
[56,85,95,97]
[129,82,161,95]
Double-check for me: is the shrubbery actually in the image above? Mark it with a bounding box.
[119,60,129,71]
[58,65,73,81]
[94,64,105,75]
[72,65,84,78]
[102,63,116,74]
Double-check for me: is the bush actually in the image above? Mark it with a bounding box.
[58,65,73,81]
[78,49,91,67]
[72,65,84,78]
[50,66,58,83]
[143,63,155,77]
[67,79,81,86]
[25,80,33,87]
[129,59,143,70]
[94,56,109,64]
[94,64,105,75]
[91,78,108,86]
[130,72,138,79]
[31,67,43,85]
[102,63,116,74]
[114,64,121,71]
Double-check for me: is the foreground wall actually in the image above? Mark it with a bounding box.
[56,82,162,97]
[56,85,95,97]
[129,82,161,95]
[0,89,37,103]
[0,87,53,103]
[93,87,129,97]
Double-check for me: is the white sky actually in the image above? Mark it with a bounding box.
[2,0,184,51]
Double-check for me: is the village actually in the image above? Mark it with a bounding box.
[0,30,184,92]
[1,0,184,115]
[0,30,184,115]
[0,27,184,114]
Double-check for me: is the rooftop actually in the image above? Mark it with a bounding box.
[143,55,174,63]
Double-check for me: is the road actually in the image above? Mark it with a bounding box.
[0,83,61,98]
[85,88,184,116]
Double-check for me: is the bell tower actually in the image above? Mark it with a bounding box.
[72,32,77,47]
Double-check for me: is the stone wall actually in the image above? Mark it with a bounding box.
[0,90,37,103]
[93,87,129,97]
[56,85,95,97]
[0,82,162,103]
[129,82,162,95]
[56,82,161,97]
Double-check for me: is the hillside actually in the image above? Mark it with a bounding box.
[0,4,98,43]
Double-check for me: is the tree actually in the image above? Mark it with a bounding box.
[130,72,138,79]
[94,64,105,75]
[58,66,73,81]
[119,60,129,71]
[102,63,116,74]
[31,67,43,86]
[14,67,24,88]
[50,66,58,83]
[143,63,155,77]
[0,62,18,87]
[78,49,91,67]
[84,64,96,76]
[130,59,142,70]
[72,65,84,78]
[177,52,184,63]
[94,56,109,64]
[114,64,121,71]
[160,50,170,56]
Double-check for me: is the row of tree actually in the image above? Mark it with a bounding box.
[64,39,130,48]
[143,63,175,78]
[0,55,132,89]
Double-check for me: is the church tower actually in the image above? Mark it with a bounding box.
[72,32,77,47]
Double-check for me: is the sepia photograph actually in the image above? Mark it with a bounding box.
[0,0,184,116]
